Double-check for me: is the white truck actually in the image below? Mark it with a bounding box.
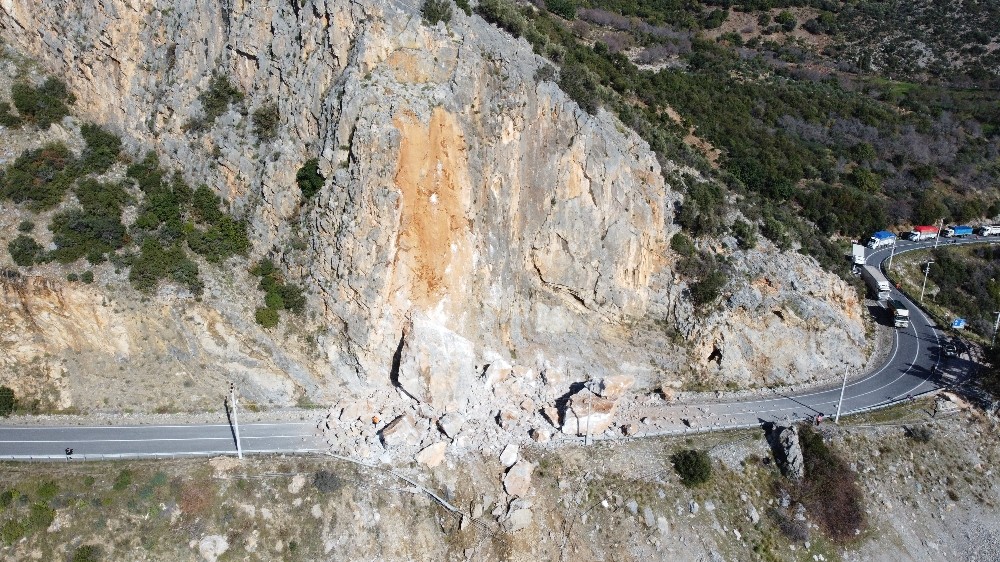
[888,299,909,328]
[861,265,892,301]
[975,225,1000,236]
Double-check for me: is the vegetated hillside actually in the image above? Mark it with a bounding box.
[469,0,999,279]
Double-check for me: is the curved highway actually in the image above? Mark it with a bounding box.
[1,235,995,459]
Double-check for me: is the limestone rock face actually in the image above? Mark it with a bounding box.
[396,313,475,412]
[687,248,867,387]
[0,0,868,404]
[0,0,676,392]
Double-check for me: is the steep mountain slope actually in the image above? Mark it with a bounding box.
[0,0,865,414]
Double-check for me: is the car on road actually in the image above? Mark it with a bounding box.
[942,341,959,358]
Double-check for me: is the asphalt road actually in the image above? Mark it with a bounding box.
[0,420,323,461]
[1,234,994,459]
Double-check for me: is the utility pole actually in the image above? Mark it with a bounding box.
[230,382,243,460]
[835,367,849,424]
[920,260,934,304]
[887,242,896,271]
[992,311,1000,347]
[934,218,942,248]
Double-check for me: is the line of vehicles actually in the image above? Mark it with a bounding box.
[866,224,1000,249]
[859,223,1000,330]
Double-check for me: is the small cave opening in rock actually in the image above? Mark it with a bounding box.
[707,346,722,366]
[773,309,784,321]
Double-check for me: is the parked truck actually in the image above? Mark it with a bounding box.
[861,265,892,300]
[943,225,973,237]
[976,225,1000,236]
[888,299,909,328]
[905,225,939,241]
[867,230,897,249]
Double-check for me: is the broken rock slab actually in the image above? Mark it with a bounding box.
[499,443,519,468]
[380,414,420,448]
[396,313,476,412]
[503,508,533,532]
[415,442,447,468]
[588,374,635,401]
[503,460,534,498]
[561,388,619,436]
[438,413,465,439]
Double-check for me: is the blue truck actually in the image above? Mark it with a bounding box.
[943,225,973,237]
[866,230,897,249]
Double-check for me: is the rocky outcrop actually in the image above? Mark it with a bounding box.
[0,0,868,408]
[687,247,867,387]
[776,425,805,479]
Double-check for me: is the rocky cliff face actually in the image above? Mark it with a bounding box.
[0,0,866,413]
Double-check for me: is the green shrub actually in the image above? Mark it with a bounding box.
[690,269,728,307]
[0,101,21,128]
[187,216,250,263]
[27,502,55,531]
[296,158,324,199]
[129,239,203,295]
[17,220,34,233]
[558,61,600,114]
[79,123,122,174]
[72,545,102,562]
[671,449,712,487]
[0,143,77,209]
[1,518,25,544]
[187,74,244,131]
[775,11,796,32]
[48,207,126,264]
[252,101,280,141]
[8,235,44,266]
[264,289,285,310]
[454,0,471,16]
[313,470,343,493]
[421,0,452,26]
[545,0,576,20]
[66,273,79,282]
[191,184,224,224]
[36,481,58,502]
[112,469,133,491]
[255,306,280,328]
[476,0,528,37]
[670,232,696,258]
[11,77,75,128]
[0,386,15,417]
[0,488,16,508]
[81,270,94,284]
[731,219,757,250]
[126,152,166,193]
[279,283,306,313]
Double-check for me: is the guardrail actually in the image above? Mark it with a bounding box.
[0,448,326,462]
